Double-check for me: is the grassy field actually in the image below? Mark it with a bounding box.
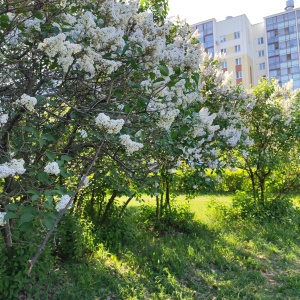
[26,195,300,299]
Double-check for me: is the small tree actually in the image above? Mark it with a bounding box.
[238,78,300,205]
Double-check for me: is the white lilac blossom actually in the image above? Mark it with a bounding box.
[55,195,71,211]
[219,127,242,147]
[24,17,44,31]
[16,94,37,112]
[0,212,6,226]
[80,176,89,188]
[0,112,8,126]
[119,134,143,155]
[243,136,254,146]
[5,29,19,45]
[79,129,88,138]
[157,109,180,130]
[0,159,26,179]
[95,113,124,134]
[38,33,82,72]
[44,162,60,175]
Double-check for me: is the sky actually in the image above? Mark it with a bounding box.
[168,0,299,25]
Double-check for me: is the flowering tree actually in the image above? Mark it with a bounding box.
[0,0,253,277]
[237,79,300,204]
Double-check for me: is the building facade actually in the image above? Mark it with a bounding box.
[192,0,300,89]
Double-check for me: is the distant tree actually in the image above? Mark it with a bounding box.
[237,78,300,204]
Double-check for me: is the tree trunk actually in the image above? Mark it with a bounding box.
[118,193,135,218]
[1,222,13,258]
[98,190,118,227]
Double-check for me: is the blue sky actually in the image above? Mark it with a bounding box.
[168,0,299,25]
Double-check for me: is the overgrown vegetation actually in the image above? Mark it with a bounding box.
[2,1,300,299]
[9,195,300,300]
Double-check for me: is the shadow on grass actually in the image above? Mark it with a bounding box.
[26,205,300,300]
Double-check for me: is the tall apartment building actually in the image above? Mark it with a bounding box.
[192,0,300,89]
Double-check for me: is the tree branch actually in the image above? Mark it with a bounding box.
[27,140,105,275]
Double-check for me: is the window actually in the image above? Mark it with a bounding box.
[259,50,265,57]
[258,37,264,44]
[222,61,228,69]
[259,63,265,70]
[220,35,226,43]
[234,31,240,39]
[235,45,241,52]
[235,58,242,65]
[221,48,226,54]
[236,71,242,79]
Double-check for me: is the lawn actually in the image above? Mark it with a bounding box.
[25,195,300,299]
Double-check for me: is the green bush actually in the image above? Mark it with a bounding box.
[215,169,251,193]
[215,191,300,223]
[0,230,54,299]
[138,202,195,234]
[54,212,95,260]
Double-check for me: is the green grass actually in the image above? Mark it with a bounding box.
[25,195,300,299]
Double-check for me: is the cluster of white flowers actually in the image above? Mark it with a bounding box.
[80,176,89,188]
[119,134,143,155]
[55,195,71,211]
[44,162,60,175]
[157,109,180,130]
[16,94,37,112]
[192,108,219,138]
[95,113,124,134]
[5,29,19,45]
[0,212,6,226]
[38,33,82,72]
[243,136,254,147]
[0,111,8,127]
[0,159,26,179]
[24,17,44,31]
[219,127,242,147]
[79,129,88,138]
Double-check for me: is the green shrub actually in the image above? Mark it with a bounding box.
[215,191,300,223]
[215,169,251,193]
[138,202,195,234]
[0,230,54,299]
[54,211,95,260]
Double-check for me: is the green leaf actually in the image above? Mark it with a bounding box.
[31,194,40,201]
[46,151,56,161]
[136,98,147,108]
[171,132,177,138]
[43,133,56,142]
[130,58,138,70]
[149,72,156,80]
[4,212,18,221]
[174,67,181,75]
[33,11,44,20]
[38,138,46,147]
[44,190,57,197]
[159,65,169,76]
[20,213,34,224]
[23,206,38,214]
[122,43,130,55]
[24,126,39,137]
[0,15,10,30]
[43,218,55,230]
[192,73,200,84]
[38,172,50,184]
[61,155,72,161]
[5,203,19,211]
[60,167,69,178]
[19,222,33,232]
[35,95,45,102]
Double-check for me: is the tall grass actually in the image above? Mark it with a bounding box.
[25,195,300,300]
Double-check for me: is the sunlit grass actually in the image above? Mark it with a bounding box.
[27,194,300,300]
